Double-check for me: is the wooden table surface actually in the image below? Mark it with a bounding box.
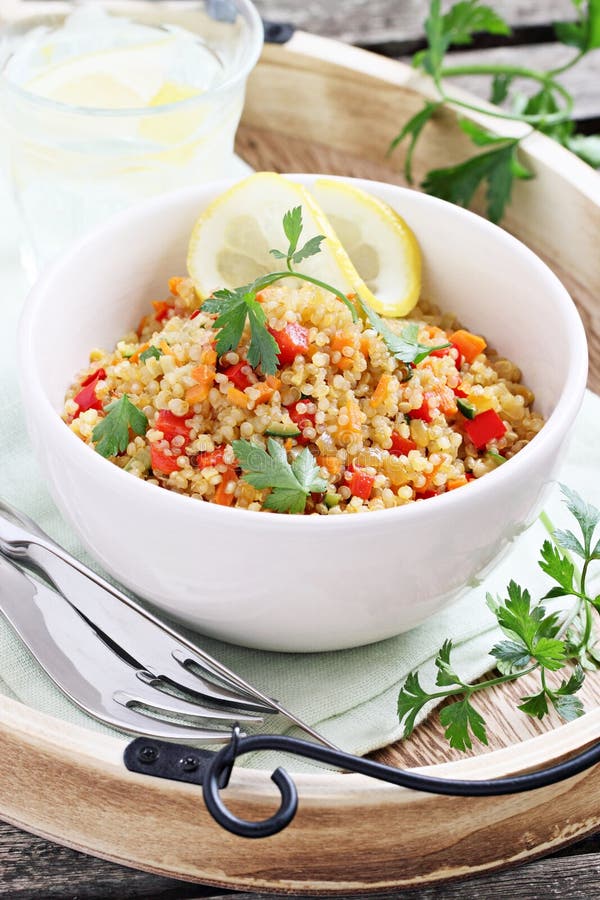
[2,1,600,897]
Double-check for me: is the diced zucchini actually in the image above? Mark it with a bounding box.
[457,397,476,420]
[324,493,341,508]
[265,422,302,437]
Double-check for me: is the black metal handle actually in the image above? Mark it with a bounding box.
[202,726,600,838]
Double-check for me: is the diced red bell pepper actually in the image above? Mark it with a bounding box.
[346,465,375,501]
[190,309,201,320]
[155,410,190,444]
[152,300,171,322]
[414,489,438,500]
[454,383,469,399]
[430,344,464,369]
[464,409,507,450]
[222,360,253,390]
[73,368,106,414]
[389,431,417,456]
[269,323,310,367]
[150,444,181,474]
[409,396,434,423]
[80,367,106,388]
[194,444,228,469]
[286,399,316,446]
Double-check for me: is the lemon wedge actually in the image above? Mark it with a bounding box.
[187,172,367,300]
[309,178,421,317]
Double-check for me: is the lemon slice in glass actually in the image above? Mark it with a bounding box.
[187,172,367,300]
[26,38,178,108]
[309,178,422,317]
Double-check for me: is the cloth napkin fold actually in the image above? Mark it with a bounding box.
[1,217,599,770]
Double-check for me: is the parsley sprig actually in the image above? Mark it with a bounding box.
[389,0,600,223]
[360,299,450,367]
[397,485,600,751]
[91,395,148,458]
[232,437,328,513]
[202,206,357,375]
[202,207,446,376]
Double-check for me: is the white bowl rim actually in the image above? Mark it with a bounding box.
[19,174,589,533]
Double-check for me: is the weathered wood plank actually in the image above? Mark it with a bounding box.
[2,818,600,900]
[253,0,576,45]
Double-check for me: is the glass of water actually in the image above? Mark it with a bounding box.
[0,1,263,277]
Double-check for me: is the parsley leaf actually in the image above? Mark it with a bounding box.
[422,141,533,224]
[397,671,433,738]
[439,698,488,751]
[435,639,464,687]
[92,395,148,459]
[539,540,576,596]
[415,0,510,77]
[388,101,442,183]
[232,438,327,514]
[139,345,163,363]
[555,0,600,51]
[270,206,326,268]
[490,72,513,105]
[490,639,532,675]
[559,483,600,556]
[282,206,303,257]
[518,691,549,719]
[360,300,450,366]
[203,285,279,375]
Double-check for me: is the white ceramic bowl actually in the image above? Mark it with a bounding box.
[19,176,588,652]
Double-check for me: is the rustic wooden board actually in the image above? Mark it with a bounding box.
[1,30,600,896]
[253,0,577,45]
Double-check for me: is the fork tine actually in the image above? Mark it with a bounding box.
[103,698,242,743]
[129,672,264,723]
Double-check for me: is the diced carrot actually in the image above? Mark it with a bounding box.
[360,336,371,358]
[266,375,281,390]
[330,332,353,353]
[214,468,238,506]
[284,438,293,452]
[447,477,468,491]
[337,358,354,371]
[186,383,211,404]
[159,340,174,357]
[191,364,213,385]
[129,342,150,364]
[252,378,280,406]
[168,276,184,296]
[152,300,171,322]
[227,386,249,408]
[370,373,391,408]
[435,384,458,416]
[136,315,149,337]
[337,401,364,444]
[449,329,487,364]
[201,348,218,366]
[317,455,342,475]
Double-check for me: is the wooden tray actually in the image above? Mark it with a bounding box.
[2,31,600,894]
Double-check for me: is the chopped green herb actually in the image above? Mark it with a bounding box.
[397,485,600,749]
[139,345,163,363]
[486,449,507,465]
[232,438,328,514]
[457,397,476,419]
[359,299,450,366]
[92,395,148,459]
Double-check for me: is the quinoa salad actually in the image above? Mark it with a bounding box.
[63,275,544,515]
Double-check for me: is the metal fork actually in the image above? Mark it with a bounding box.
[0,500,336,748]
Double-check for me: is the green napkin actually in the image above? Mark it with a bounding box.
[1,210,599,770]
